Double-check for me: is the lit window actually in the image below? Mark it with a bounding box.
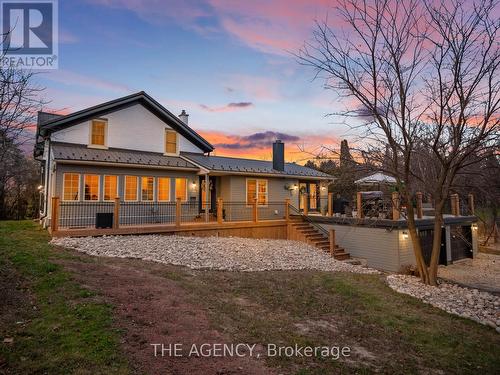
[165,130,177,154]
[84,174,100,201]
[124,176,138,201]
[63,173,79,201]
[247,179,268,206]
[158,177,170,201]
[90,119,107,146]
[103,175,118,201]
[175,178,187,201]
[141,176,154,201]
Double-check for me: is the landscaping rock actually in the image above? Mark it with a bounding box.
[386,274,500,333]
[51,235,379,274]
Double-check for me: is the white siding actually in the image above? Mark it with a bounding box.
[51,104,204,154]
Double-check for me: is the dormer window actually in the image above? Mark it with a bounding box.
[90,119,107,147]
[165,129,178,154]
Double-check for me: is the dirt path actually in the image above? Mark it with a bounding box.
[56,251,274,375]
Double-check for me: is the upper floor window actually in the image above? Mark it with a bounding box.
[90,119,107,147]
[165,129,178,154]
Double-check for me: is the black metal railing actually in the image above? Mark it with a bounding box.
[289,204,330,238]
[120,201,176,226]
[258,201,286,220]
[222,202,253,222]
[59,201,114,229]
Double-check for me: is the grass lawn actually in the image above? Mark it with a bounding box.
[1,221,499,374]
[0,221,130,374]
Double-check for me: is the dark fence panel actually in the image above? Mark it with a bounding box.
[119,202,176,226]
[59,201,114,229]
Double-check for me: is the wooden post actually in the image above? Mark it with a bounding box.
[328,192,333,217]
[416,192,423,219]
[285,198,290,222]
[303,194,309,216]
[356,192,363,219]
[468,193,475,215]
[51,197,59,233]
[329,229,336,257]
[176,197,181,227]
[113,197,120,229]
[392,191,400,220]
[217,197,223,224]
[252,198,258,223]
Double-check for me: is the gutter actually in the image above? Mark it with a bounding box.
[54,159,200,171]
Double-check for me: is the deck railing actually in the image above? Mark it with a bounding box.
[53,197,287,231]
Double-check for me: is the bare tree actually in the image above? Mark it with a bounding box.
[0,32,45,219]
[298,0,500,285]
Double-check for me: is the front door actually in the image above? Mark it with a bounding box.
[299,182,319,211]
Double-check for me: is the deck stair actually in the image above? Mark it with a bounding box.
[288,219,350,261]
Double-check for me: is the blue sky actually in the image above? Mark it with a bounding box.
[38,0,350,161]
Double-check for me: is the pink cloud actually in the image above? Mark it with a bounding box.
[89,0,334,55]
[224,74,282,101]
[42,70,132,93]
[200,102,253,112]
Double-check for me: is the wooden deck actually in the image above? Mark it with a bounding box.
[51,219,289,239]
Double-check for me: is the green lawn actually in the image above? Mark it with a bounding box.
[0,221,130,375]
[1,221,499,374]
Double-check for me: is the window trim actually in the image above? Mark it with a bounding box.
[174,178,188,202]
[83,174,100,201]
[164,129,179,155]
[103,175,119,201]
[141,176,155,202]
[62,173,80,202]
[88,118,108,149]
[124,175,139,202]
[246,178,268,207]
[157,177,171,202]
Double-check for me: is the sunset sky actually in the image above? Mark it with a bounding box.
[38,0,353,162]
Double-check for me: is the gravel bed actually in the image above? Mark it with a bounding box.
[51,235,379,274]
[437,253,500,293]
[387,274,500,333]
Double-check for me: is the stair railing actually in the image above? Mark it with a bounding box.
[289,204,330,238]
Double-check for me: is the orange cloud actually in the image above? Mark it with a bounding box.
[198,129,341,163]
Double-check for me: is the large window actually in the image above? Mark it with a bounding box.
[63,173,80,201]
[124,176,138,201]
[165,130,177,154]
[175,178,187,201]
[103,175,118,201]
[90,119,107,146]
[84,174,100,201]
[141,176,154,201]
[246,179,268,206]
[158,177,170,201]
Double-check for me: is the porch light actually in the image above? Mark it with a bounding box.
[293,184,298,190]
[471,223,478,230]
[191,181,197,189]
[402,231,409,239]
[37,185,44,190]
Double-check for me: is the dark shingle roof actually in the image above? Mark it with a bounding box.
[182,152,332,179]
[52,142,198,169]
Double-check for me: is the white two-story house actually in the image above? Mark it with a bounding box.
[34,91,331,229]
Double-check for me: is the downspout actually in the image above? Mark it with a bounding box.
[39,139,51,221]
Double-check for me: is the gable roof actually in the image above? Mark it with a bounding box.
[52,142,199,170]
[182,152,332,179]
[38,91,214,153]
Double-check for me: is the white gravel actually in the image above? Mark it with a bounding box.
[387,274,500,333]
[51,234,379,274]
